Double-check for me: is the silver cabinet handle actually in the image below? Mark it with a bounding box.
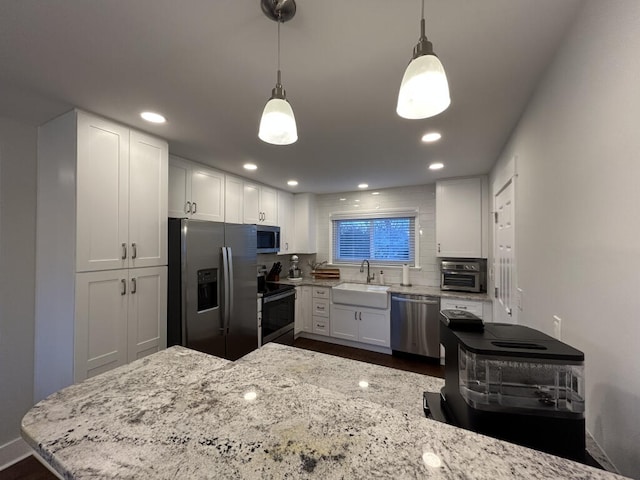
[359,312,362,321]
[131,242,137,259]
[121,279,127,295]
[121,243,127,259]
[186,201,192,214]
[285,242,289,251]
[437,243,441,253]
[131,278,137,294]
[354,311,357,320]
[455,305,468,310]
[192,202,197,214]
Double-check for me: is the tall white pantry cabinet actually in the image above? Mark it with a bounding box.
[35,110,168,401]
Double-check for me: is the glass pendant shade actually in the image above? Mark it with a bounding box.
[258,97,298,145]
[397,53,450,119]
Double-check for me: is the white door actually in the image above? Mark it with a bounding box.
[243,182,260,223]
[75,270,128,382]
[76,113,130,271]
[359,309,390,347]
[127,266,167,362]
[168,157,191,218]
[191,166,225,222]
[494,179,516,324]
[261,186,278,225]
[224,175,244,224]
[129,131,168,268]
[330,305,359,341]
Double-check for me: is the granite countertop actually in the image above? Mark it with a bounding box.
[22,345,625,479]
[277,278,490,301]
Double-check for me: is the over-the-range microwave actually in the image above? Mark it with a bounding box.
[257,225,280,254]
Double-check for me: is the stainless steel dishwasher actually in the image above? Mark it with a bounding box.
[390,294,440,358]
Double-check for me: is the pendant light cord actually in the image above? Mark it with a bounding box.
[421,0,424,20]
[276,14,282,85]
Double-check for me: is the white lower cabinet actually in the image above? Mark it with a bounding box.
[295,286,312,334]
[331,304,390,347]
[74,266,167,382]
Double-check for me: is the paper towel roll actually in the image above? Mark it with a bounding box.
[401,264,410,286]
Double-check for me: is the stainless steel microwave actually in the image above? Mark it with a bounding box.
[257,225,280,254]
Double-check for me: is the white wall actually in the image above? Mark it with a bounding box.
[315,185,438,286]
[0,118,37,460]
[490,1,640,476]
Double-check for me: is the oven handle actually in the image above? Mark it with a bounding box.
[442,271,480,276]
[263,289,296,304]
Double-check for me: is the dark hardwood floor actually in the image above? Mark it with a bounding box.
[1,339,441,478]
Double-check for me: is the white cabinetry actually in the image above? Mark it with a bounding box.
[436,177,488,258]
[224,175,244,224]
[168,156,224,222]
[244,183,278,225]
[278,190,294,254]
[294,193,316,253]
[74,267,167,381]
[331,304,390,347]
[35,110,168,401]
[295,286,312,335]
[311,287,331,335]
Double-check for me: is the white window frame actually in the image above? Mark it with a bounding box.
[329,208,420,267]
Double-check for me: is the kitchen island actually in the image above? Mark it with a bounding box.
[22,345,624,479]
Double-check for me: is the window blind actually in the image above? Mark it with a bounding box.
[332,215,416,266]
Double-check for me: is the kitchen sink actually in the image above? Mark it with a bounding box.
[332,282,390,309]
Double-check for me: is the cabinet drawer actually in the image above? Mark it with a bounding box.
[312,316,329,335]
[312,287,330,299]
[440,298,483,318]
[312,299,330,317]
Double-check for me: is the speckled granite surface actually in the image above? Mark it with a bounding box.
[277,278,490,301]
[22,345,626,479]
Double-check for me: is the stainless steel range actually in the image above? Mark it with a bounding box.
[259,282,296,346]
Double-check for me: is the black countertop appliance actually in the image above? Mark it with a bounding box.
[437,310,585,462]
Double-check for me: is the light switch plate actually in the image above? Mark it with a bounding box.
[553,315,562,340]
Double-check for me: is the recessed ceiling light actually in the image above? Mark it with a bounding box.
[371,192,380,196]
[339,198,346,201]
[140,111,166,124]
[358,183,368,189]
[429,162,444,170]
[354,199,360,202]
[422,132,442,143]
[243,163,258,171]
[287,180,298,186]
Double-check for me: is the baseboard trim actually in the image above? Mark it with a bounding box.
[0,437,32,471]
[296,332,392,355]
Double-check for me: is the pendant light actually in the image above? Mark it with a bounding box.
[258,0,298,145]
[397,0,450,120]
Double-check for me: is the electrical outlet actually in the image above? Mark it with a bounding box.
[553,315,562,340]
[517,288,523,311]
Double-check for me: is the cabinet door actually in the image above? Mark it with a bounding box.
[75,270,128,382]
[359,309,390,347]
[261,186,278,225]
[76,113,129,272]
[278,190,294,253]
[436,177,482,258]
[225,175,244,224]
[243,182,260,223]
[129,131,168,268]
[294,287,302,335]
[168,157,191,218]
[330,305,359,341]
[300,286,313,332]
[127,266,167,362]
[191,166,224,222]
[294,193,317,253]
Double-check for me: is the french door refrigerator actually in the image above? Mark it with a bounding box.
[168,218,257,360]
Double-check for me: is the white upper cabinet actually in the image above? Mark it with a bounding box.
[224,175,244,224]
[168,156,224,222]
[435,176,488,258]
[294,193,317,253]
[243,182,278,226]
[76,112,168,272]
[277,190,294,254]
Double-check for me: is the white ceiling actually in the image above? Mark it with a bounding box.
[0,0,583,193]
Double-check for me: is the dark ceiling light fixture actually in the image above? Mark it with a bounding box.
[397,0,451,119]
[258,0,298,145]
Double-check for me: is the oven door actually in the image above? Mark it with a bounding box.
[441,270,480,292]
[261,289,295,345]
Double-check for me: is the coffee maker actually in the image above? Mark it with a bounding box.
[288,255,302,280]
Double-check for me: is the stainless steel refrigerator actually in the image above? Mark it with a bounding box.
[168,218,257,360]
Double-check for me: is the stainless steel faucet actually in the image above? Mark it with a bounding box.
[360,259,375,284]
